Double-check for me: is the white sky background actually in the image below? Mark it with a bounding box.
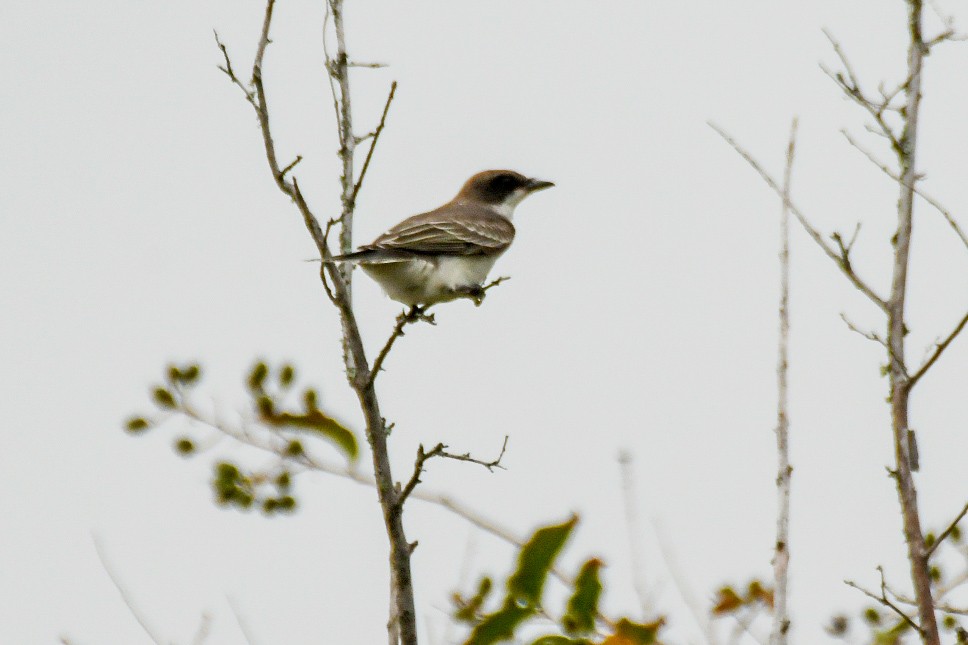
[2,1,967,643]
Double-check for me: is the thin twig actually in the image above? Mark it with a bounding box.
[841,129,968,253]
[369,305,437,385]
[166,404,606,621]
[92,536,165,645]
[927,500,968,558]
[840,313,888,348]
[279,155,303,179]
[820,30,904,155]
[906,308,968,389]
[190,612,213,645]
[617,452,654,618]
[227,596,258,645]
[709,122,888,312]
[213,31,257,108]
[352,81,398,202]
[396,439,510,508]
[369,276,511,385]
[844,568,923,636]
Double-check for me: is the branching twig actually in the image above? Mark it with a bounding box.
[841,129,968,253]
[92,536,165,645]
[844,567,923,636]
[369,305,437,385]
[926,500,968,558]
[369,276,511,385]
[353,81,398,202]
[906,308,968,389]
[397,437,508,508]
[279,155,303,179]
[709,123,888,312]
[821,30,905,155]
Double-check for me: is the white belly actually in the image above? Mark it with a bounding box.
[361,254,501,306]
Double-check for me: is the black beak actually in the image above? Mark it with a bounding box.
[525,178,555,192]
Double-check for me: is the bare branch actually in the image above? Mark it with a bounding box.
[352,81,398,202]
[770,117,797,645]
[709,122,888,311]
[844,568,923,636]
[820,30,904,155]
[397,439,508,508]
[213,31,257,108]
[906,309,968,388]
[227,596,259,645]
[926,500,968,558]
[397,435,508,508]
[92,536,165,645]
[841,129,968,253]
[279,155,303,179]
[881,4,940,640]
[369,305,437,385]
[369,276,510,385]
[348,60,389,68]
[617,452,654,618]
[190,612,213,645]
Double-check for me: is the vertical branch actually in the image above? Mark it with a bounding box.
[322,4,416,641]
[770,118,797,645]
[888,2,938,643]
[218,2,416,642]
[328,0,356,273]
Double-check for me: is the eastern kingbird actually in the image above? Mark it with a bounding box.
[333,170,553,307]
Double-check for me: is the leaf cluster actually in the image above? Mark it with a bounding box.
[123,360,359,516]
[454,517,663,645]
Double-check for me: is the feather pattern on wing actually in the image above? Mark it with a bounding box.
[362,203,515,256]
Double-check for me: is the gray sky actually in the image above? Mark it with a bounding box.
[2,1,967,643]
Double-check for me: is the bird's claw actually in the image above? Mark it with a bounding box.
[401,306,436,325]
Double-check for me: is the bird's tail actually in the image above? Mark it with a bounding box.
[326,248,414,264]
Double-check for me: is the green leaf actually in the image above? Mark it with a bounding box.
[269,410,358,462]
[256,395,274,418]
[152,387,177,409]
[181,364,201,383]
[562,558,602,635]
[464,602,533,645]
[455,577,493,623]
[166,365,183,383]
[247,362,268,391]
[275,471,291,490]
[609,618,662,645]
[530,637,592,645]
[279,364,295,387]
[507,516,578,607]
[303,388,318,411]
[125,417,151,433]
[174,438,195,455]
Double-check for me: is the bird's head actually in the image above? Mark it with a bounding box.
[455,170,554,215]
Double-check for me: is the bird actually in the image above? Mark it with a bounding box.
[331,170,553,312]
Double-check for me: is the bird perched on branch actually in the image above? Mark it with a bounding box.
[331,170,553,309]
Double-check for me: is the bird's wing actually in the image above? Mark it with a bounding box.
[364,204,515,256]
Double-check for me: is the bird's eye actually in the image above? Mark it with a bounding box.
[490,174,516,190]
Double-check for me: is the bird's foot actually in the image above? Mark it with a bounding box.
[400,305,436,326]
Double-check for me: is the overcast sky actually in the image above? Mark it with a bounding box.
[2,1,967,644]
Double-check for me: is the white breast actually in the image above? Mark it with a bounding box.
[361,254,502,306]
